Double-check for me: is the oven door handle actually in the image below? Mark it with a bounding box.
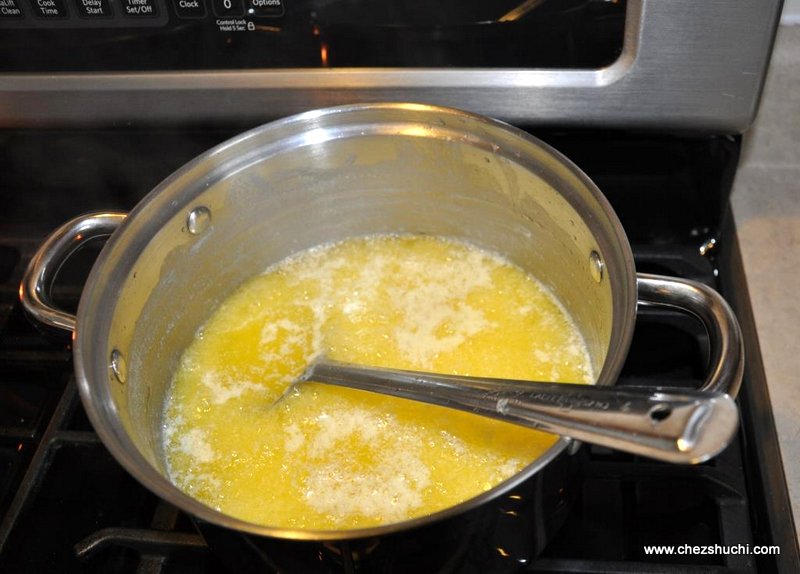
[20,211,127,332]
[636,273,744,398]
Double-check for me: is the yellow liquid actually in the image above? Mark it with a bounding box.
[163,235,593,530]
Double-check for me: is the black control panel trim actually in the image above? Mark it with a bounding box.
[1,0,283,26]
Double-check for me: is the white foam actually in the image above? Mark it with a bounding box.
[303,448,431,523]
[306,406,383,457]
[284,403,434,522]
[177,428,216,463]
[284,422,305,453]
[201,371,266,405]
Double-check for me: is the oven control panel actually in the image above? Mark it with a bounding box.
[0,0,285,27]
[0,0,625,72]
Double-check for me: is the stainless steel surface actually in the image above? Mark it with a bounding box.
[0,0,782,131]
[302,357,740,464]
[186,206,212,235]
[589,250,604,284]
[22,103,747,541]
[110,349,128,385]
[19,211,126,332]
[637,273,745,398]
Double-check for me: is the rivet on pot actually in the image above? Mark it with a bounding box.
[566,437,582,456]
[589,251,604,283]
[187,206,211,235]
[110,349,127,385]
[649,403,672,422]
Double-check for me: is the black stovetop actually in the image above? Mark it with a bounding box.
[0,127,796,573]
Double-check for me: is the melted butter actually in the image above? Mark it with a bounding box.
[163,235,593,530]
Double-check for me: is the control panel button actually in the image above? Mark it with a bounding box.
[121,0,158,17]
[245,0,282,17]
[211,0,241,17]
[75,0,111,17]
[0,0,24,17]
[29,0,68,18]
[173,0,204,18]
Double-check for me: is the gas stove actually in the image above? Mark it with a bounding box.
[0,128,797,573]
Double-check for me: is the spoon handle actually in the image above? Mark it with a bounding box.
[303,359,739,464]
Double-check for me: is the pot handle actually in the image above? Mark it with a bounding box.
[20,211,127,333]
[636,273,744,398]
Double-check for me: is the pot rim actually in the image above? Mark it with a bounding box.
[73,102,637,541]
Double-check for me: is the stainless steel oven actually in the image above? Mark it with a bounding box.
[0,0,797,572]
[0,0,784,130]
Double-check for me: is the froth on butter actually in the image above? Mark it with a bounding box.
[162,234,593,530]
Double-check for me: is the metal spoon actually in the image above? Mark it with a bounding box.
[297,357,739,464]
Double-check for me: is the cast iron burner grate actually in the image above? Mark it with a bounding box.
[0,228,779,573]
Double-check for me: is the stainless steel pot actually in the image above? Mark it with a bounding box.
[19,103,743,544]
